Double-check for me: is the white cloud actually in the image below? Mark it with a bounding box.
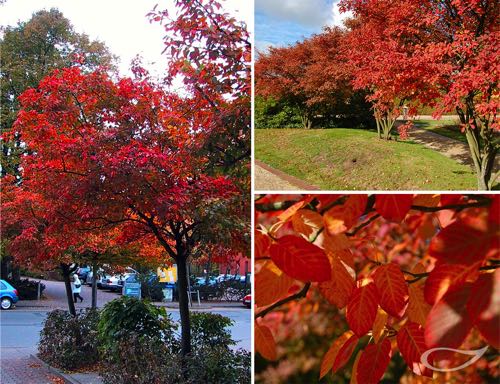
[255,40,276,54]
[256,0,332,27]
[328,0,351,27]
[0,0,252,77]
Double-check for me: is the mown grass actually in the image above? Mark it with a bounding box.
[255,128,477,190]
[413,119,466,144]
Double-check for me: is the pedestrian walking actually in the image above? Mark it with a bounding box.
[72,274,84,303]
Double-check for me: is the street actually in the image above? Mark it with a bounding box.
[1,279,250,383]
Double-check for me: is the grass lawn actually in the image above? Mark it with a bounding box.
[255,128,477,190]
[413,119,467,144]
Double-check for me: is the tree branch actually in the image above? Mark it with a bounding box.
[255,283,311,319]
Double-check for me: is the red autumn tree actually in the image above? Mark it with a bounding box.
[340,0,499,188]
[255,194,499,383]
[255,28,372,129]
[5,0,249,358]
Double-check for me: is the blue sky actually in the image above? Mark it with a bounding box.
[255,0,349,53]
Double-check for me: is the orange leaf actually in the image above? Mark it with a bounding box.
[346,282,379,337]
[255,260,295,307]
[397,322,433,377]
[255,323,277,361]
[277,200,306,222]
[318,256,356,309]
[319,331,358,379]
[350,350,362,384]
[324,195,368,235]
[375,194,413,222]
[372,307,388,343]
[373,263,408,318]
[357,339,392,384]
[255,231,271,258]
[291,209,323,238]
[270,235,331,282]
[407,283,431,326]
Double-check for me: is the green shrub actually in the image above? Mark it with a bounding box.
[98,296,177,358]
[38,309,100,370]
[190,312,235,351]
[186,346,251,384]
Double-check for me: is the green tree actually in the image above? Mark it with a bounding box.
[0,8,116,178]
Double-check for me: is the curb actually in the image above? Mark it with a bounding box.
[255,159,320,190]
[29,354,81,384]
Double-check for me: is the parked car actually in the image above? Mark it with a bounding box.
[193,276,216,287]
[0,279,19,310]
[76,266,91,281]
[242,294,251,308]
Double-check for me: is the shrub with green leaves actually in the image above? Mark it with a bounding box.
[190,312,235,351]
[98,296,177,358]
[38,309,100,370]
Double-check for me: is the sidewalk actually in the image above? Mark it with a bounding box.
[255,160,319,191]
[0,348,61,384]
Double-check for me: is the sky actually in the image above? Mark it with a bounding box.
[255,0,350,53]
[0,0,253,77]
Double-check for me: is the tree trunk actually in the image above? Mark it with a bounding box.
[60,263,76,316]
[464,126,496,190]
[176,255,191,357]
[91,259,98,309]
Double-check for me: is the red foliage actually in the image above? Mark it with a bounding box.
[255,194,499,382]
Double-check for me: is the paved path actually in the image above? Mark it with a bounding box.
[255,160,319,191]
[0,312,60,384]
[407,124,499,171]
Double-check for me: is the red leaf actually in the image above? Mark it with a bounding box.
[428,217,499,264]
[324,195,368,235]
[357,339,392,384]
[255,323,277,361]
[346,282,379,337]
[373,263,408,318]
[318,256,356,309]
[397,322,433,377]
[319,331,358,379]
[255,231,271,258]
[375,194,413,222]
[424,262,481,305]
[270,235,331,282]
[467,270,500,348]
[424,284,473,356]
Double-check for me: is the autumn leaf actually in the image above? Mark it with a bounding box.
[424,262,481,305]
[255,260,295,307]
[318,256,356,309]
[375,194,413,222]
[407,283,431,327]
[291,209,323,238]
[319,331,358,379]
[397,322,433,377]
[372,307,388,343]
[255,231,271,258]
[425,284,473,358]
[373,263,409,318]
[323,194,368,235]
[466,270,500,348]
[346,281,379,337]
[255,323,277,361]
[356,339,392,384]
[428,216,499,264]
[270,235,331,282]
